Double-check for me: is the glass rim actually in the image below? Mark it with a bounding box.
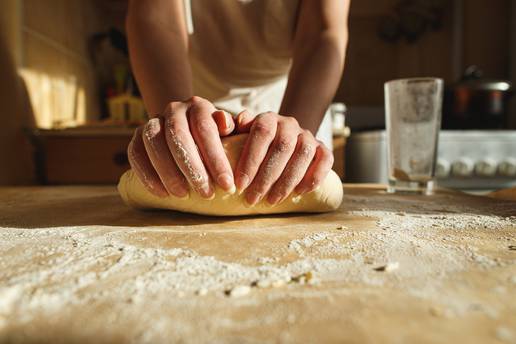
[385,77,443,86]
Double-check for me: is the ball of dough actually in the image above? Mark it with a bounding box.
[118,134,343,216]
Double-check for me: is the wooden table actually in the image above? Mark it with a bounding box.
[0,185,515,343]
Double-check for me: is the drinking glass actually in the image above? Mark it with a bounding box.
[384,78,443,195]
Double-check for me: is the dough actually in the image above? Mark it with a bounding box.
[118,134,343,216]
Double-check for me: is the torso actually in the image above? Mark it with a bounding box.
[187,0,300,110]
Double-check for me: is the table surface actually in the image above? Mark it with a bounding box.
[0,185,515,344]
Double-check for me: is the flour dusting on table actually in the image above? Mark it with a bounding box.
[0,188,515,343]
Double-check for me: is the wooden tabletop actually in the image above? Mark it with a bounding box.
[0,185,515,343]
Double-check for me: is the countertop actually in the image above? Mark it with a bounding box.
[0,185,515,343]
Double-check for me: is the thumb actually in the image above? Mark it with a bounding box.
[235,109,254,133]
[212,110,235,136]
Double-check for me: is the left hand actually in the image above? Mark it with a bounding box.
[234,110,334,206]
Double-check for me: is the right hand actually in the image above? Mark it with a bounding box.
[127,96,235,199]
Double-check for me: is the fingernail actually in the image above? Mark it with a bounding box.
[245,190,262,206]
[217,173,235,192]
[267,193,282,205]
[198,183,214,200]
[147,183,168,198]
[224,112,232,129]
[170,185,189,199]
[236,173,250,192]
[295,186,308,196]
[156,189,169,198]
[307,182,320,193]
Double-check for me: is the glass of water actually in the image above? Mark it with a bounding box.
[385,78,443,195]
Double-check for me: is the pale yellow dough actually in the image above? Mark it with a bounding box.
[118,134,343,216]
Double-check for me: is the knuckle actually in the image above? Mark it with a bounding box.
[188,96,204,104]
[255,111,275,121]
[188,96,211,111]
[143,118,161,142]
[262,111,276,117]
[302,129,315,138]
[252,121,274,138]
[282,116,298,126]
[298,133,316,157]
[274,135,295,153]
[298,142,315,159]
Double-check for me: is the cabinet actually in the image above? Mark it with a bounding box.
[31,128,132,184]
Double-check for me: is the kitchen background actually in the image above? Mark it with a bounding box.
[0,0,514,192]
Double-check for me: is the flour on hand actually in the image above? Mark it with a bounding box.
[118,134,343,216]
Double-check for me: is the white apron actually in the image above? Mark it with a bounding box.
[184,0,333,148]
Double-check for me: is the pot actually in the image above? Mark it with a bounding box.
[442,66,513,129]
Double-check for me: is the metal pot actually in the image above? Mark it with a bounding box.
[442,66,513,129]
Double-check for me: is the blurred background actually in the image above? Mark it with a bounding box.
[0,0,514,193]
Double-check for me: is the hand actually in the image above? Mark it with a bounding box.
[234,110,334,206]
[127,96,235,199]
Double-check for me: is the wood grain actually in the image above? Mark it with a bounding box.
[0,184,514,343]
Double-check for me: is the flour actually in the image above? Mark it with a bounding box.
[228,285,251,297]
[349,209,515,270]
[1,190,515,342]
[288,232,335,256]
[353,210,515,232]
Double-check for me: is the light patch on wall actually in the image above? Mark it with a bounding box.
[19,68,86,129]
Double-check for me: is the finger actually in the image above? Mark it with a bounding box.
[163,101,214,199]
[267,130,317,205]
[235,109,254,133]
[142,117,189,198]
[295,142,334,195]
[234,112,277,192]
[127,126,168,198]
[245,117,299,206]
[212,110,235,136]
[188,98,235,192]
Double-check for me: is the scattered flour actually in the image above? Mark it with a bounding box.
[228,285,251,298]
[350,210,515,232]
[0,192,515,341]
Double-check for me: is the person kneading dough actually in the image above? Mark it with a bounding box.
[121,0,350,215]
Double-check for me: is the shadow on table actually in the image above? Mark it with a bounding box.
[1,186,513,229]
[0,193,319,229]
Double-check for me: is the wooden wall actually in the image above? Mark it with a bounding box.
[20,0,110,128]
[336,0,512,109]
[462,0,511,79]
[0,0,110,185]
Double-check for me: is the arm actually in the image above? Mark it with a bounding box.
[280,0,350,134]
[232,0,349,204]
[126,0,192,115]
[126,1,236,198]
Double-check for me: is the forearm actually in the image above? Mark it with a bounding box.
[126,0,192,116]
[280,33,346,134]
